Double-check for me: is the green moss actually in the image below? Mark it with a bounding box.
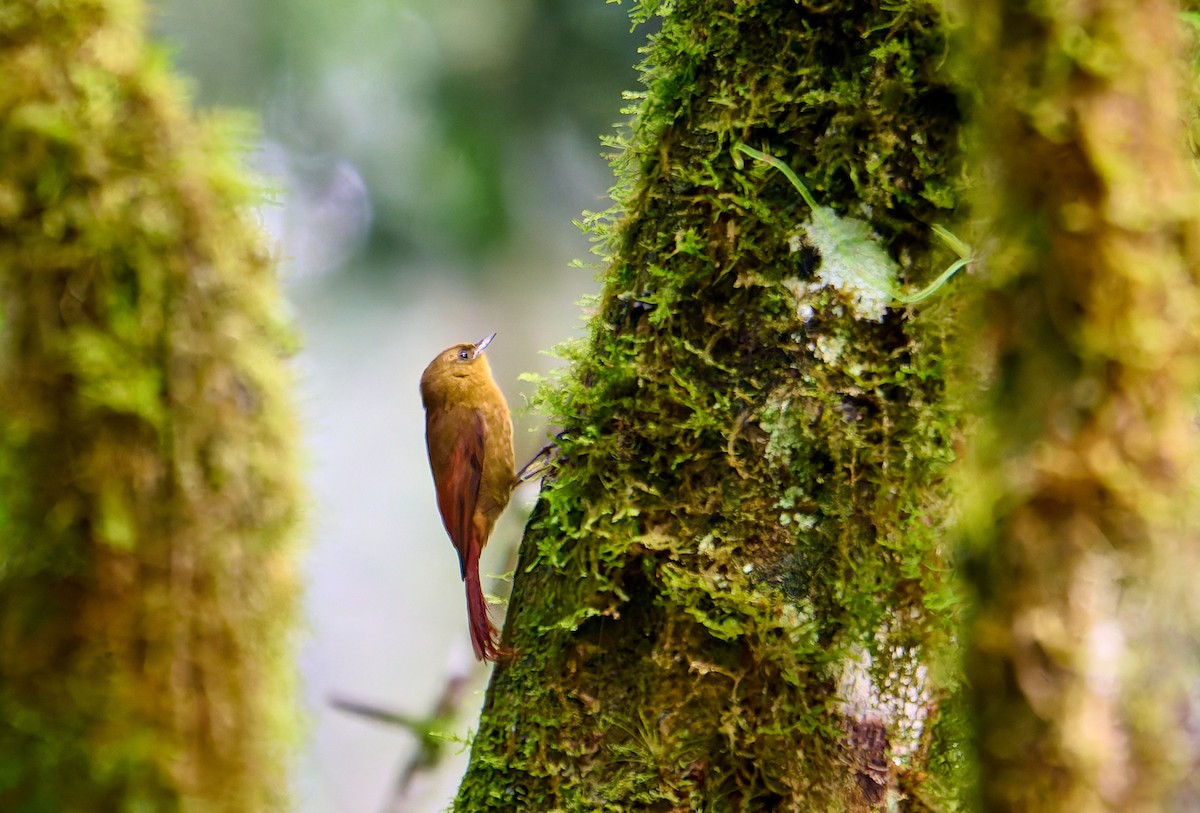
[458,0,966,810]
[0,2,303,811]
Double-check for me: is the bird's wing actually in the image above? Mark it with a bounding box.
[426,406,485,577]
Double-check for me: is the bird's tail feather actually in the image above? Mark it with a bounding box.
[464,553,508,662]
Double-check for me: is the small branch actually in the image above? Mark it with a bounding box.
[330,656,475,813]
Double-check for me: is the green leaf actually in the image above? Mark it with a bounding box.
[801,200,900,320]
[736,143,972,316]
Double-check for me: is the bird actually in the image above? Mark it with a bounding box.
[419,333,516,661]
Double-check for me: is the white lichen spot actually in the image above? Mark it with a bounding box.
[779,603,803,628]
[812,333,846,365]
[803,215,892,321]
[838,645,878,720]
[780,210,897,322]
[835,614,935,766]
[794,513,817,531]
[778,600,816,645]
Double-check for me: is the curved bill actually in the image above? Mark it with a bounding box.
[473,332,497,358]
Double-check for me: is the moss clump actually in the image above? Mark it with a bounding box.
[457,0,966,810]
[0,2,303,811]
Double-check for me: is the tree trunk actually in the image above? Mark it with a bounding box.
[0,3,303,811]
[955,1,1200,810]
[457,1,965,809]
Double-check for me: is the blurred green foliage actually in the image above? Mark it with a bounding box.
[154,0,643,264]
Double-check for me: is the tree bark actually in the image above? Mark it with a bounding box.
[457,1,965,809]
[0,3,303,810]
[955,1,1200,810]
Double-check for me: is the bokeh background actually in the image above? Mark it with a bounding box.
[150,2,643,810]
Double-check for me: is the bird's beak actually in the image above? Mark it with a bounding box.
[473,332,497,358]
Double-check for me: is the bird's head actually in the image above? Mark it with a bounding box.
[420,333,498,401]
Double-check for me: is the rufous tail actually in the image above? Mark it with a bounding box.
[464,555,508,662]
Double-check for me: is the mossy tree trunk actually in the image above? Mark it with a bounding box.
[956,1,1200,810]
[458,1,965,810]
[0,3,302,811]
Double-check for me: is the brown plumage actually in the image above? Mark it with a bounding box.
[419,333,515,661]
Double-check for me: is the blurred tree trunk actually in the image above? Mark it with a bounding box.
[0,3,303,812]
[457,1,966,810]
[956,1,1200,810]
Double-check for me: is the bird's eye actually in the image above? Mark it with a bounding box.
[458,350,470,361]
